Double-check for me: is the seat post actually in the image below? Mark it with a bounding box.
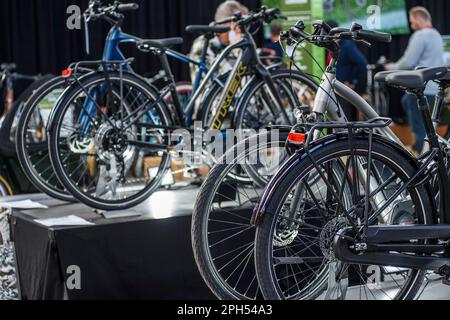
[200,34,212,63]
[159,50,184,125]
[431,84,446,129]
[415,91,440,149]
[159,50,176,87]
[415,89,450,223]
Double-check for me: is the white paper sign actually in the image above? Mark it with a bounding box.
[35,215,94,227]
[0,200,48,209]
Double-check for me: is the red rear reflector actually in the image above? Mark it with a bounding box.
[61,68,73,78]
[288,132,306,144]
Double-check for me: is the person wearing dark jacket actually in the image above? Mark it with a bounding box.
[327,21,368,121]
[336,40,368,94]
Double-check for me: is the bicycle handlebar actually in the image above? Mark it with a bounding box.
[283,20,392,47]
[1,63,17,72]
[215,6,281,28]
[356,30,392,43]
[85,1,139,22]
[117,3,139,12]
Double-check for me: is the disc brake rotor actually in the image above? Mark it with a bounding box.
[68,135,95,154]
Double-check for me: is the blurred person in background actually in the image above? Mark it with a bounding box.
[384,6,444,154]
[326,20,368,121]
[189,0,249,78]
[261,24,283,60]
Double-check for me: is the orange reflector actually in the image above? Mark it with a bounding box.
[61,68,73,78]
[288,132,306,144]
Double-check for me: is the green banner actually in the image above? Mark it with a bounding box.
[444,36,450,67]
[323,0,409,35]
[263,0,325,79]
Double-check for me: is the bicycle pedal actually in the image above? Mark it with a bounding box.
[438,265,450,285]
[444,277,450,286]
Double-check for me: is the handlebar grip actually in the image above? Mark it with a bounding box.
[117,3,139,11]
[266,8,280,17]
[329,27,350,36]
[216,12,241,25]
[289,27,311,41]
[1,63,17,71]
[358,30,392,43]
[338,32,354,40]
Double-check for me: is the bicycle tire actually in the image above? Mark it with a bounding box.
[0,175,13,197]
[48,71,173,211]
[233,69,318,130]
[255,137,434,300]
[192,131,288,300]
[16,76,75,202]
[234,69,318,185]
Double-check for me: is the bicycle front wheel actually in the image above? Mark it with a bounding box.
[192,130,289,300]
[234,69,318,130]
[16,76,75,202]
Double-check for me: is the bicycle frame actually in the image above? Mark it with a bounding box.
[183,26,292,130]
[78,26,140,135]
[77,23,211,133]
[97,24,291,133]
[306,61,415,221]
[253,60,449,228]
[313,60,401,142]
[166,49,209,94]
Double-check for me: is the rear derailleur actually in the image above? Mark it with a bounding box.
[438,265,450,286]
[438,243,450,285]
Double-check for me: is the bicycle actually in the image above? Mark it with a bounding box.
[46,6,318,211]
[14,0,239,202]
[366,56,390,117]
[0,63,42,117]
[0,71,52,197]
[190,19,450,300]
[191,19,401,300]
[253,23,450,300]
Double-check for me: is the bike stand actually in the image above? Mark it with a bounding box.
[438,265,450,286]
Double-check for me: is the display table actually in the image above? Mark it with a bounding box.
[9,189,214,300]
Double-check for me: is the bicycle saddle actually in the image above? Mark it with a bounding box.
[373,70,398,83]
[138,37,184,50]
[185,25,231,35]
[386,67,448,89]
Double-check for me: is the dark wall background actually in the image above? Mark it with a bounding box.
[0,0,260,81]
[1,0,449,78]
[0,0,449,120]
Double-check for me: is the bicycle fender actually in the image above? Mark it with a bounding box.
[251,132,428,225]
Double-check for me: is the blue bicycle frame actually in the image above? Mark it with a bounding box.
[78,26,140,135]
[78,25,210,134]
[166,49,209,95]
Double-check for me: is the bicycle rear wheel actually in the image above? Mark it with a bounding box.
[255,137,434,300]
[48,72,173,211]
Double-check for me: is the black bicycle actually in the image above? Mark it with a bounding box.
[46,6,318,211]
[14,1,238,202]
[0,63,43,116]
[253,63,450,300]
[0,67,50,197]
